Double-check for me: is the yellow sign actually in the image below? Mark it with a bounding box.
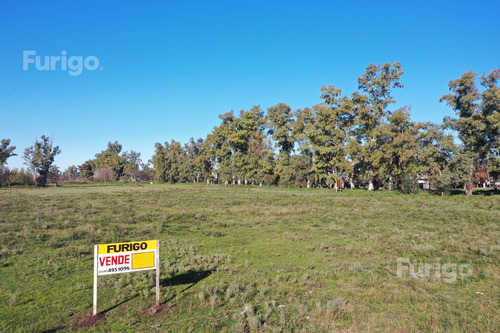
[96,240,158,276]
[98,240,157,255]
[93,239,161,315]
[132,252,155,269]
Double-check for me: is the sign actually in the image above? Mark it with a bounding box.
[336,179,342,189]
[93,240,160,315]
[97,240,157,275]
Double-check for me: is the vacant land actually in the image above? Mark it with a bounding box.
[0,185,499,332]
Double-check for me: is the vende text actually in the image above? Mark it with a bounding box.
[99,255,130,266]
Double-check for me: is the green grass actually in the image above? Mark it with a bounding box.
[0,184,499,332]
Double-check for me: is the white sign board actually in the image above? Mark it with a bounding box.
[97,240,157,275]
[93,240,160,315]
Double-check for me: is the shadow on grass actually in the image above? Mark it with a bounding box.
[161,270,213,287]
[473,189,500,196]
[449,188,500,196]
[41,327,65,333]
[161,270,214,303]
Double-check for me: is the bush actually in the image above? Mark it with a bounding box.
[399,174,419,194]
[0,168,34,187]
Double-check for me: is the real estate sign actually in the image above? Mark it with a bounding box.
[97,240,157,275]
[93,240,160,315]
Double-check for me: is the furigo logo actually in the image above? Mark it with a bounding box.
[397,258,472,283]
[23,50,101,76]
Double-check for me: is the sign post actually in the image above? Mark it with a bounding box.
[93,240,159,315]
[93,244,98,316]
[155,241,160,306]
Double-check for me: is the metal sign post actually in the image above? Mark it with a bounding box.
[93,244,98,316]
[155,240,160,306]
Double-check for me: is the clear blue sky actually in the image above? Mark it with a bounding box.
[1,0,499,170]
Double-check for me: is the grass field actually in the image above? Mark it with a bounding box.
[0,184,499,332]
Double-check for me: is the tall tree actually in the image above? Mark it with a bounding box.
[310,85,353,187]
[94,141,125,180]
[266,103,295,185]
[440,69,500,195]
[152,140,189,183]
[79,159,95,180]
[480,69,500,150]
[229,106,267,183]
[481,69,500,184]
[351,61,404,190]
[415,123,456,195]
[0,138,16,168]
[206,106,272,185]
[291,107,314,187]
[63,165,79,180]
[379,106,420,190]
[23,135,61,187]
[266,103,295,155]
[206,111,236,183]
[122,150,142,179]
[185,137,211,183]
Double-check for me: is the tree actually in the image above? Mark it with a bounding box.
[79,159,95,180]
[48,165,62,186]
[185,137,211,183]
[266,103,295,185]
[0,139,16,168]
[206,111,237,183]
[440,69,500,195]
[63,165,79,181]
[309,86,353,188]
[152,140,189,183]
[23,135,61,187]
[94,141,125,180]
[488,154,500,182]
[122,150,142,180]
[480,69,500,151]
[245,130,275,185]
[229,106,268,184]
[291,107,315,187]
[94,167,113,185]
[205,106,272,185]
[266,103,295,155]
[351,62,405,190]
[379,106,420,190]
[415,123,456,195]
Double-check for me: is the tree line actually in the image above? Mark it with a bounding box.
[1,63,499,195]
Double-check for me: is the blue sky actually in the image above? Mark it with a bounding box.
[1,0,499,170]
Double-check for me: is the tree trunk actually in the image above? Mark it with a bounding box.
[465,181,473,196]
[368,180,374,191]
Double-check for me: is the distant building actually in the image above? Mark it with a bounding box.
[418,175,431,190]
